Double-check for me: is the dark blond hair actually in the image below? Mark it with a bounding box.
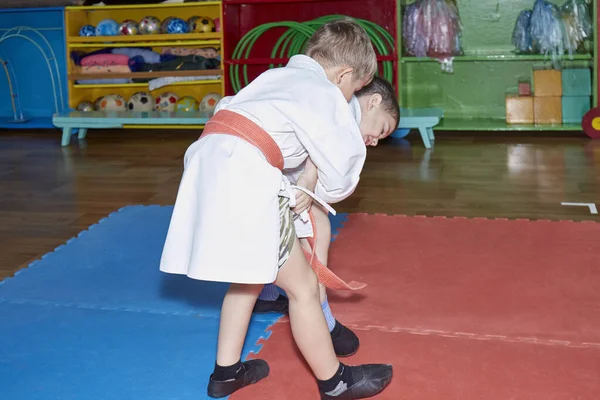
[305,17,377,82]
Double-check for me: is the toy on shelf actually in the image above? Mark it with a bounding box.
[519,79,532,96]
[96,94,127,111]
[402,0,462,73]
[95,19,119,36]
[188,16,216,33]
[139,16,161,35]
[506,66,591,125]
[199,92,222,113]
[512,10,532,53]
[119,20,139,36]
[561,0,593,52]
[127,92,154,112]
[176,96,199,112]
[506,95,534,124]
[155,92,179,111]
[76,101,94,112]
[512,0,592,65]
[79,25,96,37]
[163,17,189,34]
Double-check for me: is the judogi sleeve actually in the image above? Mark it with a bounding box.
[288,87,366,204]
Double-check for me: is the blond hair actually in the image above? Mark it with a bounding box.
[304,17,377,82]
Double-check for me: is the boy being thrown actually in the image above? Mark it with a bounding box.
[160,18,393,399]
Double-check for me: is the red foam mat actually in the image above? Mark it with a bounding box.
[232,214,600,399]
[326,214,600,345]
[234,323,600,399]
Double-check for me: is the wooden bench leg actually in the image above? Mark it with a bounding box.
[418,126,432,149]
[427,127,435,141]
[61,127,72,147]
[77,128,88,140]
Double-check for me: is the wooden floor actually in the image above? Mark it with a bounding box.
[1,129,599,280]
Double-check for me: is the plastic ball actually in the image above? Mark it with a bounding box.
[119,19,139,35]
[175,96,199,112]
[139,16,161,35]
[79,25,96,37]
[93,96,104,110]
[76,101,95,112]
[188,16,216,33]
[127,91,154,112]
[98,94,127,112]
[165,17,189,34]
[160,17,174,33]
[199,92,222,113]
[155,92,180,111]
[95,19,119,36]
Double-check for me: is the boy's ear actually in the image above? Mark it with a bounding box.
[336,66,354,84]
[367,93,383,111]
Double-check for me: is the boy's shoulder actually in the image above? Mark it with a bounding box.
[258,55,336,93]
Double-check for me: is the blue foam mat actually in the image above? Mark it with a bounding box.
[0,206,349,317]
[0,302,272,400]
[0,205,350,399]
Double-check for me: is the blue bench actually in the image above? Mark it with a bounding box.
[394,108,444,149]
[53,111,212,147]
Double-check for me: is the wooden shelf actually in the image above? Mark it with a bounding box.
[67,1,222,10]
[69,69,223,81]
[401,53,594,63]
[73,79,222,89]
[435,118,583,132]
[67,33,222,44]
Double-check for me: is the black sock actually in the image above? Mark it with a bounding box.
[212,360,244,381]
[317,362,354,395]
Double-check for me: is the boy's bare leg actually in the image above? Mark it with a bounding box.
[275,236,339,379]
[277,237,393,398]
[216,283,263,366]
[208,283,270,398]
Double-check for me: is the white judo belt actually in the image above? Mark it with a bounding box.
[280,178,336,239]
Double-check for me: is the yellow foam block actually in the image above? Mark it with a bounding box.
[533,69,562,97]
[534,96,562,124]
[506,96,534,124]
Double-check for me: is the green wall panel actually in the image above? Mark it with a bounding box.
[398,0,597,129]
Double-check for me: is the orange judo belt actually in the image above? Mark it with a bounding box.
[201,109,366,291]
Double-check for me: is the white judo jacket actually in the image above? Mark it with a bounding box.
[159,55,366,284]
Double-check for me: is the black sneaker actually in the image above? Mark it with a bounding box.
[253,294,289,314]
[331,320,360,357]
[319,364,393,399]
[207,359,270,398]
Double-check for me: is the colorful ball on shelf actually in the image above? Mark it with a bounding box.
[98,94,127,112]
[79,25,96,37]
[160,17,174,33]
[128,92,154,112]
[119,19,139,35]
[76,101,95,112]
[214,18,220,32]
[155,92,179,111]
[139,16,161,35]
[176,96,199,112]
[95,19,119,36]
[188,16,216,33]
[199,92,222,113]
[94,96,105,110]
[165,17,189,34]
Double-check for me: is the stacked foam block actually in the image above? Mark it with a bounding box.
[506,68,591,125]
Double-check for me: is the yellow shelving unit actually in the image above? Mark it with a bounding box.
[64,1,224,129]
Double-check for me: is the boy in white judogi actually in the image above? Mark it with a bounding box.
[254,76,401,357]
[160,19,393,399]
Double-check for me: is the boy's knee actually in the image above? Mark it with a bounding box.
[285,268,320,303]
